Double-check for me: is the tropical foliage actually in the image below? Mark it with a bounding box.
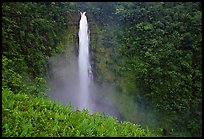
[2,87,154,137]
[2,2,202,137]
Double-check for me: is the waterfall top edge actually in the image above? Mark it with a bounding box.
[80,12,86,16]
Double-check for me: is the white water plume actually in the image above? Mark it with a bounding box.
[78,11,93,111]
[46,12,121,119]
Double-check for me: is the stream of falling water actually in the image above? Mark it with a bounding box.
[78,12,93,111]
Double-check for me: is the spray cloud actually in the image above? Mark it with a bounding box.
[46,11,159,130]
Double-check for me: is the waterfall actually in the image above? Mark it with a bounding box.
[78,12,92,111]
[47,12,120,118]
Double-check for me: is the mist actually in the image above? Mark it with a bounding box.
[45,11,160,131]
[46,49,121,119]
[45,48,160,131]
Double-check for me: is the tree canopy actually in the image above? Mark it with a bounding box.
[2,2,202,137]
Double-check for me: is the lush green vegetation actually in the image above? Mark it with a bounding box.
[2,87,155,137]
[2,2,202,137]
[113,3,202,137]
[2,2,70,92]
[75,2,202,136]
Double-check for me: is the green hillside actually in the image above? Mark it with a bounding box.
[2,87,155,137]
[2,2,202,137]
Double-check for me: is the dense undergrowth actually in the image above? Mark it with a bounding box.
[2,87,155,137]
[2,2,202,137]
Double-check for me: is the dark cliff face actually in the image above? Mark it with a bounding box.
[65,8,111,84]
